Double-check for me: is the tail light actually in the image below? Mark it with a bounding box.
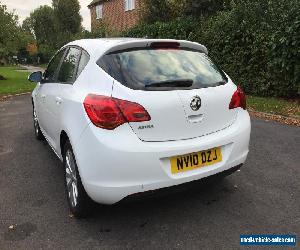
[83,94,151,130]
[229,86,247,110]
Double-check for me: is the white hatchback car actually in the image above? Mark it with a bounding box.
[29,38,251,217]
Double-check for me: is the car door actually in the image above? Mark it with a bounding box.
[51,47,82,152]
[37,48,67,149]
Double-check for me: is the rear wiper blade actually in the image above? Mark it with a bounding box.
[210,80,227,87]
[145,79,193,88]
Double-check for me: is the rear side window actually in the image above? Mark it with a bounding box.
[58,47,81,83]
[98,49,227,91]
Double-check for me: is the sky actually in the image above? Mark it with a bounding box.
[1,0,91,31]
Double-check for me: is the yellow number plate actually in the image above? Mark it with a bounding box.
[170,147,222,174]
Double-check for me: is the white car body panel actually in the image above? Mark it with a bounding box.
[74,109,250,204]
[31,38,251,205]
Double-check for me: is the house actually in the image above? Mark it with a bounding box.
[88,0,143,33]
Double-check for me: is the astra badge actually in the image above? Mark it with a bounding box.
[138,125,154,130]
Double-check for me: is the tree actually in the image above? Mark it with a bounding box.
[0,3,34,63]
[23,6,57,47]
[22,6,58,62]
[22,17,34,35]
[52,0,82,35]
[21,1,83,62]
[0,4,20,57]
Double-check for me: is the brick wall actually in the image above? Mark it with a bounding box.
[90,0,143,33]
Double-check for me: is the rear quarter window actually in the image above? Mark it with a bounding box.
[77,50,90,77]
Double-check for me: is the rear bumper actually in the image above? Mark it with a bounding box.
[122,164,243,203]
[74,109,251,205]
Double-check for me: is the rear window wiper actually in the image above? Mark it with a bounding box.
[145,79,193,88]
[210,80,227,87]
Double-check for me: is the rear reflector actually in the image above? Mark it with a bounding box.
[84,94,151,130]
[229,86,247,110]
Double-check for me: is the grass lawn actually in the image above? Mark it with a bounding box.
[248,96,300,118]
[0,66,36,96]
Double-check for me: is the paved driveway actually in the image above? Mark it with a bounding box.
[20,65,45,73]
[0,95,299,249]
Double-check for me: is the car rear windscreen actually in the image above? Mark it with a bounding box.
[98,48,228,91]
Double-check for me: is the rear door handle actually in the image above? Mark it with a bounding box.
[55,97,63,105]
[41,94,46,103]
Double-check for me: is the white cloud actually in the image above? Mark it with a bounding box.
[1,0,91,31]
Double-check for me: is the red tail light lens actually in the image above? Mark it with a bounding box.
[83,94,151,130]
[113,98,151,122]
[229,86,247,110]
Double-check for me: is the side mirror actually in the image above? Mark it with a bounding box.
[28,71,43,83]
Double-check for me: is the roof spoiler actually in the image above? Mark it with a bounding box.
[103,39,208,55]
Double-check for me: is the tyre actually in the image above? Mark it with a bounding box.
[33,106,44,140]
[63,140,93,218]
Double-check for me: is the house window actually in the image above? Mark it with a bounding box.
[95,4,103,19]
[125,0,135,11]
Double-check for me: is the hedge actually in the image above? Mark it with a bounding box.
[122,0,299,98]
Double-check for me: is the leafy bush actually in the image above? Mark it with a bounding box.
[140,0,231,24]
[267,0,300,97]
[122,0,299,98]
[140,0,177,24]
[123,17,200,41]
[201,0,299,97]
[80,27,106,39]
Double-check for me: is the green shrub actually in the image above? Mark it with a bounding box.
[200,0,299,97]
[267,0,300,97]
[123,17,200,41]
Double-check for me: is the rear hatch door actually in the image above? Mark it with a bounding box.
[98,40,238,142]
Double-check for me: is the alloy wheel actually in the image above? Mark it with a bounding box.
[33,109,39,135]
[65,150,78,208]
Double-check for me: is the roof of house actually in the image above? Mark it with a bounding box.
[88,0,104,8]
